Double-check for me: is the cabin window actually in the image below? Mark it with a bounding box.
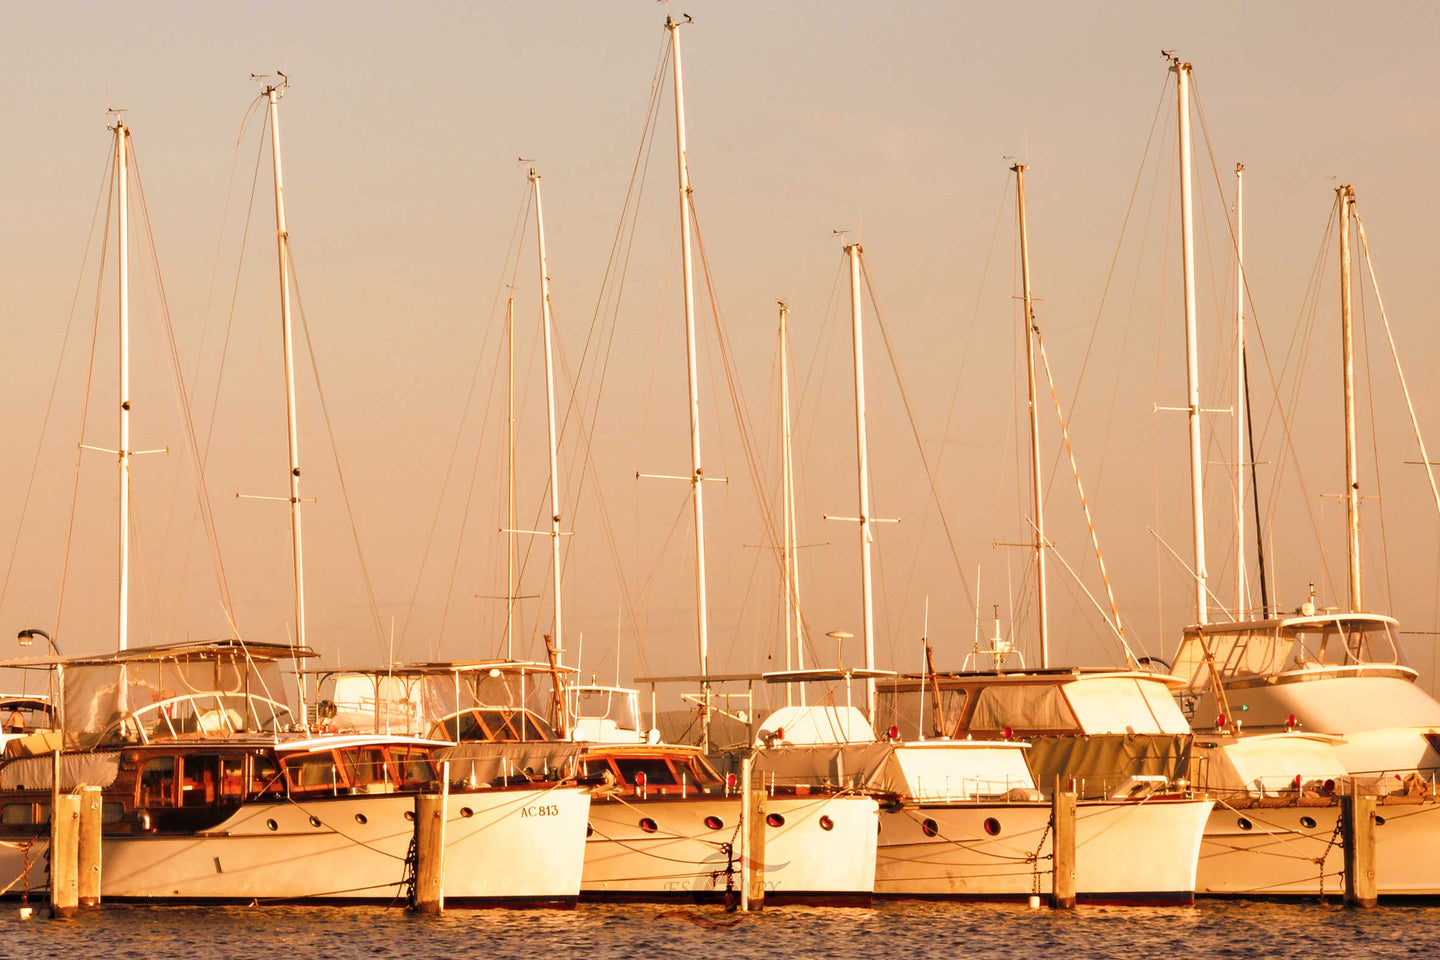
[343,746,392,786]
[139,756,178,808]
[251,754,284,795]
[102,801,124,824]
[1,803,48,825]
[285,752,347,793]
[218,756,246,800]
[614,757,677,786]
[180,755,219,807]
[389,747,435,786]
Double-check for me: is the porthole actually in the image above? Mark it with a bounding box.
[354,813,368,825]
[983,818,1001,837]
[404,810,416,822]
[1299,816,1317,830]
[308,815,322,828]
[460,807,474,819]
[921,818,939,838]
[818,815,834,832]
[766,813,785,828]
[704,815,724,831]
[1237,818,1253,831]
[1375,815,1387,827]
[639,817,658,833]
[265,819,278,832]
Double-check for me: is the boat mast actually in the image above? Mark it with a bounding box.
[115,119,131,653]
[844,243,878,718]
[529,167,565,657]
[506,294,516,659]
[779,302,806,705]
[1172,57,1210,626]
[265,81,309,704]
[667,16,713,747]
[1338,184,1362,611]
[1013,163,1049,668]
[1234,163,1248,617]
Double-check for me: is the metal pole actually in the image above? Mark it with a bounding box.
[1339,185,1362,611]
[780,304,795,705]
[506,295,516,659]
[1234,163,1248,617]
[115,120,130,653]
[266,85,309,713]
[531,169,565,657]
[845,243,877,718]
[668,16,712,748]
[1173,59,1209,626]
[1013,163,1049,667]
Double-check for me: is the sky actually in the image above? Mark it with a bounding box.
[3,1,1440,709]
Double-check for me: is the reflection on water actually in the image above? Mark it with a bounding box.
[3,900,1437,960]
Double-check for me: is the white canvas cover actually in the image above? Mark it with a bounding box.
[886,743,1037,800]
[1063,677,1190,735]
[756,705,875,745]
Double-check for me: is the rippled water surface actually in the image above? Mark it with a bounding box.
[4,900,1438,959]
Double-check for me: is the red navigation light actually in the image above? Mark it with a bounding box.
[1002,726,1013,741]
[1292,775,1303,790]
[775,726,785,742]
[634,771,647,787]
[887,725,900,741]
[1286,713,1297,732]
[1216,714,1227,730]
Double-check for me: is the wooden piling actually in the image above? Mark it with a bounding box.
[78,785,102,908]
[411,793,445,915]
[1342,793,1378,907]
[1050,780,1076,909]
[49,793,80,919]
[746,787,767,910]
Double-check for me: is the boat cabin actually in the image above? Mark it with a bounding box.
[876,669,1193,799]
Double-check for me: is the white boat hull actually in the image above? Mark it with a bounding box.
[1,786,589,905]
[1197,798,1440,897]
[876,797,1212,903]
[582,792,877,904]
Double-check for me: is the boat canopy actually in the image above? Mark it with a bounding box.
[1173,614,1408,691]
[59,639,303,749]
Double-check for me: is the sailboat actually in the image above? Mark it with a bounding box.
[808,181,1211,902]
[0,92,590,907]
[1157,60,1440,898]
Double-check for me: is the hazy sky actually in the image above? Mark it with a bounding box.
[4,1,1440,706]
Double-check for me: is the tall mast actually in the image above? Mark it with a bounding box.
[1172,57,1209,625]
[1234,163,1248,617]
[115,119,131,652]
[1013,163,1049,668]
[779,302,806,705]
[844,243,877,718]
[1338,185,1362,610]
[667,16,712,747]
[530,167,565,657]
[506,294,517,659]
[265,82,309,689]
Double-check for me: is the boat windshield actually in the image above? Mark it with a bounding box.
[430,707,555,744]
[1176,616,1405,689]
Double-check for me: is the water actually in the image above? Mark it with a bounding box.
[3,900,1437,959]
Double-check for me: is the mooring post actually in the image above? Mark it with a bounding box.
[1051,777,1076,909]
[411,792,445,915]
[1342,793,1378,907]
[78,785,102,908]
[746,757,766,911]
[49,792,80,919]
